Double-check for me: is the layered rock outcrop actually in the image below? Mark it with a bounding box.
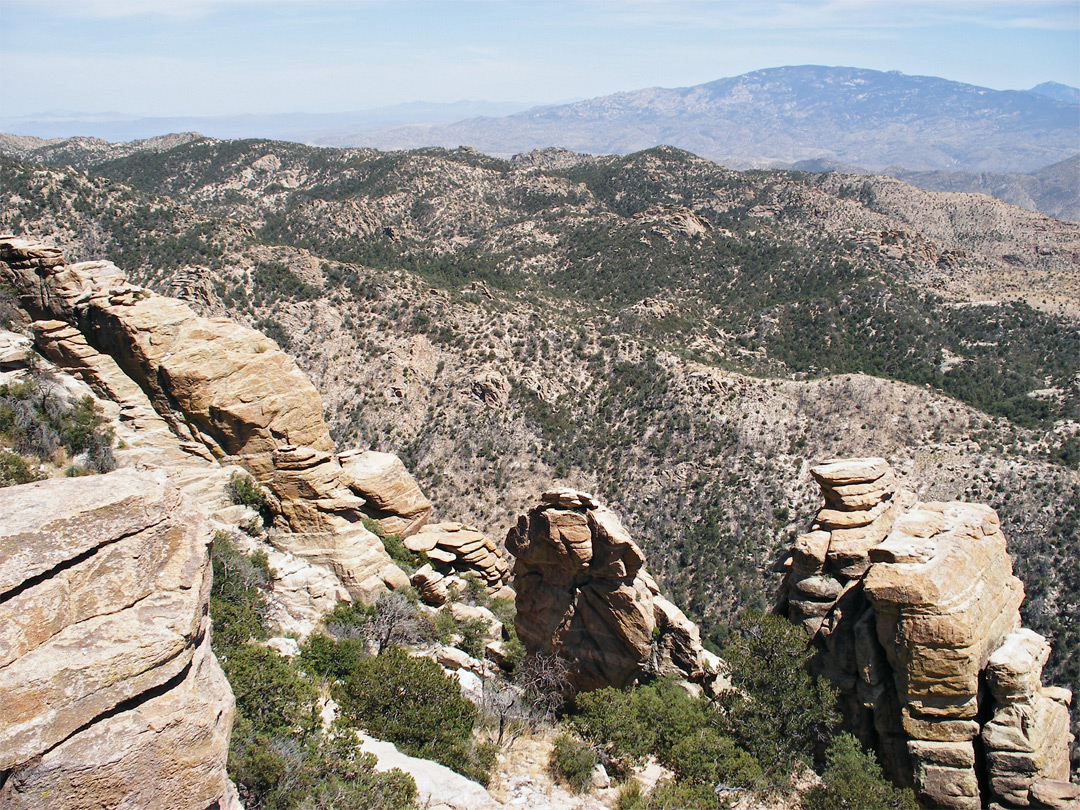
[507,488,721,694]
[408,522,513,606]
[0,235,419,604]
[780,458,1074,809]
[0,468,238,810]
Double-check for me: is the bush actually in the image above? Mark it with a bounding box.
[802,734,917,810]
[361,516,426,571]
[574,678,760,789]
[209,531,272,652]
[0,449,44,487]
[334,646,491,783]
[226,471,267,511]
[551,732,597,793]
[0,380,114,473]
[718,611,838,778]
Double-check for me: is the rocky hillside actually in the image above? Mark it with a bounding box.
[316,66,1080,174]
[891,155,1080,223]
[1,136,1077,720]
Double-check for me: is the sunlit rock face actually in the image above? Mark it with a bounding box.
[0,468,239,810]
[0,236,409,603]
[780,457,1073,810]
[507,488,722,695]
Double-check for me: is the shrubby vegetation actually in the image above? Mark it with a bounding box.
[562,612,911,808]
[0,376,115,485]
[209,533,419,810]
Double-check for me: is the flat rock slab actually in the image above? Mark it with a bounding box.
[0,469,213,772]
[811,457,890,487]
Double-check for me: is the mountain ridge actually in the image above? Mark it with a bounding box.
[318,66,1079,175]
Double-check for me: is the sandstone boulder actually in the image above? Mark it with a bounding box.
[782,457,1075,810]
[340,449,433,537]
[507,490,719,693]
[0,468,236,809]
[407,522,512,605]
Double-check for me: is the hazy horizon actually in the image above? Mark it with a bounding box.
[2,0,1078,123]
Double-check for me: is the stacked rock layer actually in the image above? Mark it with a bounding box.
[781,457,1074,810]
[0,469,238,810]
[507,489,722,694]
[407,522,513,606]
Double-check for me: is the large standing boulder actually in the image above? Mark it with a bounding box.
[0,469,237,810]
[779,458,1075,810]
[507,488,721,693]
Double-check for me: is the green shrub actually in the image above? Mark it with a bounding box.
[456,616,490,659]
[615,779,644,810]
[573,678,760,789]
[334,646,491,784]
[361,516,426,571]
[802,734,917,810]
[209,531,271,652]
[551,732,597,793]
[0,450,44,487]
[718,611,838,778]
[644,779,723,810]
[0,380,114,472]
[225,471,267,511]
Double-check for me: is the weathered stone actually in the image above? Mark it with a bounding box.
[509,494,717,693]
[908,740,976,769]
[791,574,844,601]
[340,450,433,537]
[540,487,599,509]
[791,530,831,575]
[0,468,236,808]
[811,456,890,486]
[412,564,450,606]
[817,498,891,529]
[915,762,980,810]
[783,457,1072,810]
[985,629,1050,702]
[1,635,234,810]
[1028,778,1080,810]
[1,239,407,605]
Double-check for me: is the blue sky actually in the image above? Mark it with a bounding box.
[2,0,1078,117]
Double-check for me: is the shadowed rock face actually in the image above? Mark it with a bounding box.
[0,468,238,810]
[507,489,721,694]
[780,457,1074,810]
[0,236,418,603]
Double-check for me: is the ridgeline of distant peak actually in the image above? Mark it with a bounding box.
[318,65,1079,176]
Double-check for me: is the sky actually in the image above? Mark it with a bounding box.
[1,0,1078,118]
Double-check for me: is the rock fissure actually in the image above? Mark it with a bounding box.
[0,513,172,607]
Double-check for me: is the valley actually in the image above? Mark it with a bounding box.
[2,132,1078,742]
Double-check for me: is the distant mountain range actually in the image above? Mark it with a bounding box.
[4,66,1077,219]
[889,155,1080,222]
[0,99,536,144]
[320,66,1078,175]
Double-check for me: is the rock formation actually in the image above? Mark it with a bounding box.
[0,235,418,604]
[408,522,513,606]
[780,457,1074,810]
[0,468,238,810]
[507,488,721,694]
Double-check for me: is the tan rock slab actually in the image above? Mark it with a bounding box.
[811,457,890,487]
